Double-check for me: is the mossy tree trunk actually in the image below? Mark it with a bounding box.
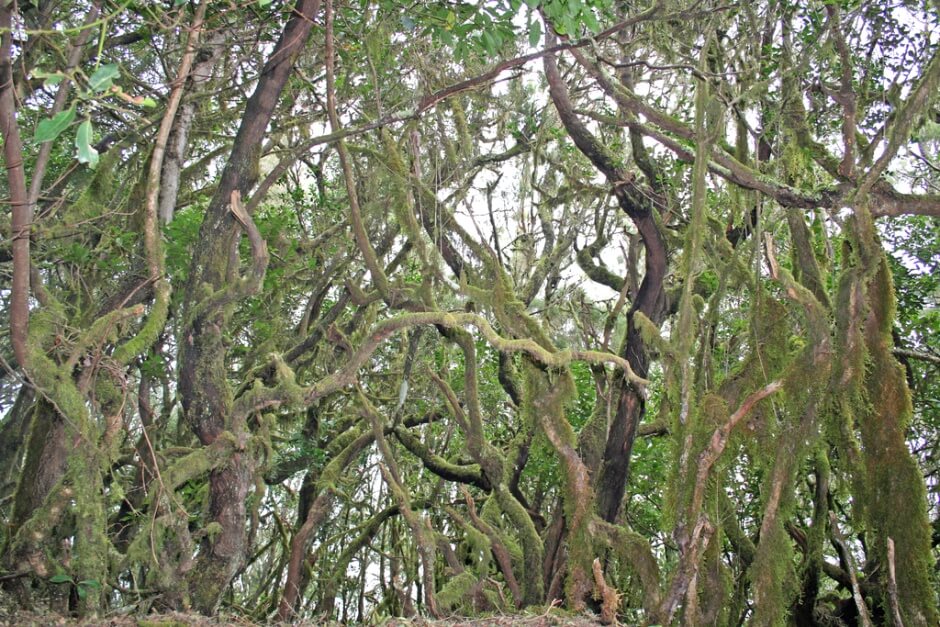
[177,0,321,613]
[850,208,938,626]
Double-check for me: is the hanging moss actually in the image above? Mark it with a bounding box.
[113,281,170,365]
[752,412,819,622]
[62,149,122,224]
[448,505,492,576]
[493,486,542,606]
[716,296,790,465]
[450,97,473,156]
[437,570,480,613]
[750,516,798,627]
[856,256,938,626]
[822,205,939,626]
[575,384,608,473]
[595,520,662,618]
[521,362,593,609]
[11,363,111,615]
[633,310,672,358]
[739,226,835,624]
[66,449,109,615]
[745,352,830,624]
[124,507,193,607]
[476,494,522,569]
[379,128,434,270]
[700,393,730,429]
[698,525,731,625]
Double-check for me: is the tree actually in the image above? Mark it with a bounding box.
[0,0,938,623]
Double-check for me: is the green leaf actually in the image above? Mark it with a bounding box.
[34,106,76,143]
[34,69,66,87]
[582,9,599,33]
[88,63,119,92]
[481,30,496,55]
[49,574,73,584]
[76,585,87,600]
[140,97,158,108]
[529,20,542,47]
[75,119,99,169]
[561,14,577,36]
[258,0,272,6]
[78,579,101,589]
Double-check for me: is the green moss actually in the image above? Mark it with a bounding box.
[10,324,110,616]
[858,260,938,626]
[743,273,832,624]
[380,128,432,269]
[633,311,670,357]
[204,522,223,541]
[437,570,479,612]
[736,377,814,614]
[804,450,830,564]
[522,362,593,609]
[271,354,305,407]
[162,433,237,491]
[63,150,121,223]
[318,428,368,490]
[124,511,177,574]
[828,210,940,626]
[597,520,662,616]
[66,451,109,615]
[450,98,472,155]
[576,390,608,472]
[494,486,543,606]
[25,319,90,432]
[93,375,121,413]
[113,281,170,364]
[750,518,797,627]
[700,393,729,429]
[699,527,731,625]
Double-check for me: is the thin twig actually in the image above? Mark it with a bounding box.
[886,537,905,627]
[829,512,874,627]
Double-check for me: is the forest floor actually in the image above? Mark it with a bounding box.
[0,611,613,626]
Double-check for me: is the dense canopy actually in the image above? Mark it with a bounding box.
[1,0,939,624]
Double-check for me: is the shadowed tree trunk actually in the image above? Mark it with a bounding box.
[543,34,667,528]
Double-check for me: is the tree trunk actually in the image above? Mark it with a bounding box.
[178,0,321,613]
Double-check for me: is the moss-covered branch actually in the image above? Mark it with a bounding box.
[234,310,649,421]
[392,426,489,490]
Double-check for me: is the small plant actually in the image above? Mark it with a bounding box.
[49,574,102,600]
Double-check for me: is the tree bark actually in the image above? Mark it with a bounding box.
[0,3,31,369]
[178,0,321,613]
[543,37,667,525]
